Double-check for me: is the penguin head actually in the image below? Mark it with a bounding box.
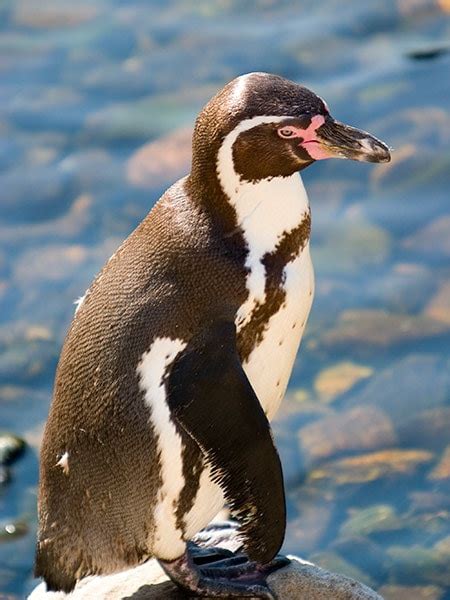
[192,72,390,185]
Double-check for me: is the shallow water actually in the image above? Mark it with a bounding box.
[1,1,450,598]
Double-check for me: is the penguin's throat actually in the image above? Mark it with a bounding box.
[218,157,310,302]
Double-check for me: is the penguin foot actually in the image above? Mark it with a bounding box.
[159,545,289,598]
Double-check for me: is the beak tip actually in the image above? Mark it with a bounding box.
[377,149,391,163]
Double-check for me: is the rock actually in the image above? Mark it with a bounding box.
[285,488,334,553]
[346,355,450,423]
[402,216,450,261]
[27,555,384,600]
[425,281,450,325]
[429,446,450,480]
[309,449,433,486]
[13,0,98,28]
[0,195,93,245]
[330,537,388,583]
[13,244,89,284]
[0,433,25,465]
[378,585,444,600]
[319,309,450,350]
[312,218,391,276]
[0,519,28,543]
[365,263,435,314]
[308,551,375,589]
[85,94,199,144]
[0,166,69,224]
[365,108,450,234]
[127,126,193,189]
[314,362,373,403]
[398,407,450,450]
[387,545,450,587]
[339,505,400,537]
[409,490,450,513]
[300,406,396,463]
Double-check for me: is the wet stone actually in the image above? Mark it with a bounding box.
[0,433,25,465]
[339,505,400,538]
[13,244,89,284]
[0,166,70,224]
[314,362,373,403]
[309,449,434,486]
[0,520,28,543]
[429,446,450,480]
[403,216,450,262]
[285,488,334,554]
[308,551,375,589]
[330,537,388,583]
[366,107,450,234]
[300,405,396,464]
[319,309,450,350]
[387,545,450,587]
[0,466,10,485]
[346,355,450,423]
[364,263,435,314]
[398,407,450,451]
[378,585,444,600]
[59,150,123,192]
[312,218,391,276]
[409,490,450,514]
[127,126,193,190]
[425,280,450,325]
[12,0,98,29]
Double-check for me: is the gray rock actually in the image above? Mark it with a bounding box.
[28,556,383,599]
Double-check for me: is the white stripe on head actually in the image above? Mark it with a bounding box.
[217,116,310,327]
[137,337,187,559]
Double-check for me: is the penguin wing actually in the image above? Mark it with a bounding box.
[167,319,286,564]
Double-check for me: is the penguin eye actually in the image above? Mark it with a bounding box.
[278,127,296,139]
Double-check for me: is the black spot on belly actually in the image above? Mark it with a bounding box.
[237,211,311,363]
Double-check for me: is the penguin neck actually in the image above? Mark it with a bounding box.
[215,120,310,257]
[189,146,310,249]
[219,171,310,259]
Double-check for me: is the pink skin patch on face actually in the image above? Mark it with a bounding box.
[278,115,334,161]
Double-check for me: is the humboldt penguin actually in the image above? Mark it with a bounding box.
[35,72,390,598]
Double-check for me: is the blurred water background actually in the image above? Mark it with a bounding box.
[1,1,450,598]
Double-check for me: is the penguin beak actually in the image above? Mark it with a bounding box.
[315,118,391,163]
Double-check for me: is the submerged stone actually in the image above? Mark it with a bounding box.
[309,449,434,485]
[0,520,28,542]
[127,126,193,190]
[425,281,450,325]
[346,355,450,424]
[308,551,375,589]
[320,309,450,350]
[300,405,396,463]
[0,433,25,465]
[340,505,399,537]
[388,545,450,587]
[314,362,373,403]
[378,584,444,600]
[429,446,450,480]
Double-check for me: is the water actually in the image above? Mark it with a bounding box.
[1,1,449,598]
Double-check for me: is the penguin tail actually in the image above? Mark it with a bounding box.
[34,541,78,593]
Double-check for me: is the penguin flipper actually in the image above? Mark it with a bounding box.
[167,319,286,565]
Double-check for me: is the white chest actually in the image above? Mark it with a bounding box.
[217,136,313,420]
[239,246,314,421]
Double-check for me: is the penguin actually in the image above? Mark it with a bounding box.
[35,72,390,598]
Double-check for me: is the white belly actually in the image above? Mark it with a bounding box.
[240,245,314,421]
[181,246,314,541]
